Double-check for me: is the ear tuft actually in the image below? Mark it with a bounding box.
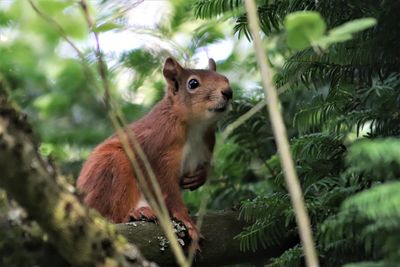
[163,57,183,80]
[208,58,217,71]
[163,57,183,94]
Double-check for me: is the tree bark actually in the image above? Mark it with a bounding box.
[0,96,152,267]
[116,211,298,267]
[1,209,297,267]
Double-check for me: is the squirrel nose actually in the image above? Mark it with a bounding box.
[221,88,233,100]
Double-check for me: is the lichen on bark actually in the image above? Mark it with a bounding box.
[0,96,153,267]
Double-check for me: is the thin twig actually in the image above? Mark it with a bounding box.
[28,0,84,60]
[243,1,320,267]
[221,65,308,141]
[79,0,111,110]
[222,100,266,140]
[78,1,189,266]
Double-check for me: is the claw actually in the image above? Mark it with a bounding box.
[173,215,203,253]
[129,207,157,222]
[189,239,202,255]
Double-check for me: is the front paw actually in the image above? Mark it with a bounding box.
[173,215,203,252]
[128,207,157,222]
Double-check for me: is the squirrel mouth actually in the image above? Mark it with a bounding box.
[209,106,227,113]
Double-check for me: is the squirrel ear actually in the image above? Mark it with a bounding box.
[163,57,183,80]
[208,58,217,71]
[163,57,183,94]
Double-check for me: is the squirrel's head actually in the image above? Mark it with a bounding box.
[163,57,232,123]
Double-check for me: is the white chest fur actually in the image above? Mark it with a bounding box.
[180,124,211,176]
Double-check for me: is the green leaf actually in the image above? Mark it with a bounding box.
[36,0,71,15]
[94,22,122,33]
[329,18,377,38]
[284,11,326,50]
[316,18,376,49]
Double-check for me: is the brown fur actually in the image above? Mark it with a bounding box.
[77,57,232,244]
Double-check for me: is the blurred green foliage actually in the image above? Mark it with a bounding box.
[2,0,400,266]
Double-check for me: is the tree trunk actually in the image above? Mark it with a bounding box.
[0,96,152,267]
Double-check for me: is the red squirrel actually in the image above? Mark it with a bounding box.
[77,57,232,247]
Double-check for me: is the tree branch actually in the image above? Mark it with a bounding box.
[116,210,297,266]
[0,209,297,267]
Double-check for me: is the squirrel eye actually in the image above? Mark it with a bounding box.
[187,79,200,90]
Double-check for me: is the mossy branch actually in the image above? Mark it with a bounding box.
[0,209,297,267]
[0,96,153,267]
